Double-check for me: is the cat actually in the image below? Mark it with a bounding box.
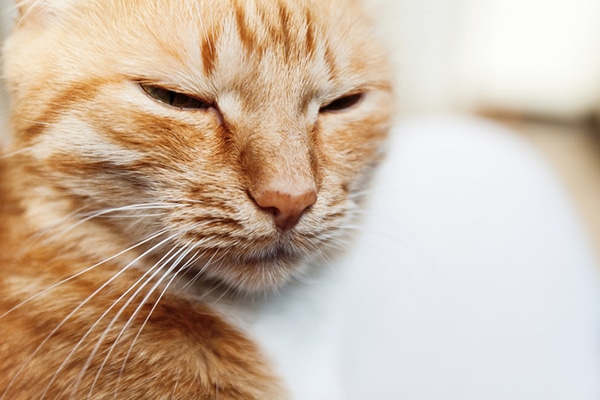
[0,0,393,398]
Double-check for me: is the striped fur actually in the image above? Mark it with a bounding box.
[0,0,393,398]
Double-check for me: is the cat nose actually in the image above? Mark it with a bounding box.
[251,187,317,232]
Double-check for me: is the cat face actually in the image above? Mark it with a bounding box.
[4,0,393,292]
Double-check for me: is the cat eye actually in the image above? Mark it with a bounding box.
[140,83,211,110]
[319,92,364,113]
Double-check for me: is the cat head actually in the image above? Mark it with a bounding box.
[4,0,394,293]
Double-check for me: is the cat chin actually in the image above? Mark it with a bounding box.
[163,225,327,293]
[198,253,311,295]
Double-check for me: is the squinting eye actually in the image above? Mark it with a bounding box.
[140,83,211,110]
[319,92,364,113]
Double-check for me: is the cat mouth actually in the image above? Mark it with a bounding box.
[183,242,310,293]
[240,245,301,265]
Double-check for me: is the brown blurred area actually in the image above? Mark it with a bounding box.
[487,116,600,262]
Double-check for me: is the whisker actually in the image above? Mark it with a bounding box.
[175,254,224,304]
[90,213,171,219]
[2,232,175,400]
[0,229,169,322]
[14,118,54,127]
[78,203,181,218]
[0,146,34,159]
[176,245,228,294]
[67,244,183,396]
[170,248,212,293]
[38,233,181,399]
[210,277,236,307]
[11,204,93,261]
[109,245,202,399]
[81,242,197,399]
[14,202,180,263]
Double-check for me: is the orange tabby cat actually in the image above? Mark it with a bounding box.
[0,0,393,398]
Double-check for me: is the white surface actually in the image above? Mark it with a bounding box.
[246,116,600,399]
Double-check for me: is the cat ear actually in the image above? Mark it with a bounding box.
[13,0,66,26]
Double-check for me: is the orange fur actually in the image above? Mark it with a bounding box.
[0,0,393,398]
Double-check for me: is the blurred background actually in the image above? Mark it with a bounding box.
[1,0,599,258]
[373,0,600,261]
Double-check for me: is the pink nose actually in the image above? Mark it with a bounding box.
[251,188,317,231]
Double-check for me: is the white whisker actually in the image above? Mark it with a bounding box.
[176,245,228,294]
[14,202,180,263]
[78,203,181,218]
[109,244,202,399]
[64,245,182,399]
[0,229,169,322]
[5,232,176,400]
[0,146,34,159]
[82,241,197,399]
[38,233,181,399]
